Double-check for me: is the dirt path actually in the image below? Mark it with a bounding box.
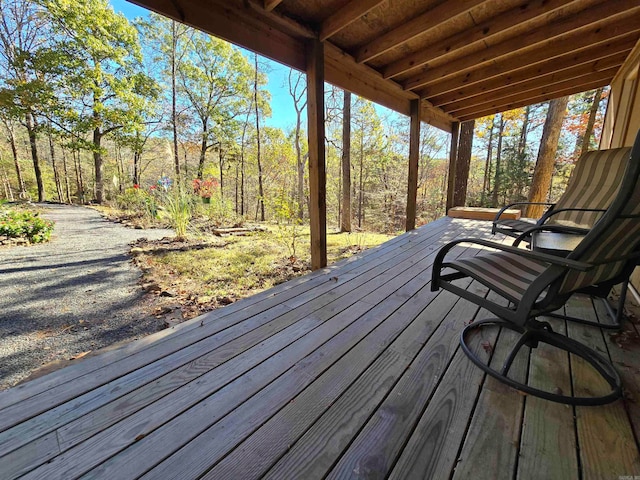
[0,204,174,390]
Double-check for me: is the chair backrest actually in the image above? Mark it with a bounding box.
[558,131,640,295]
[550,146,631,228]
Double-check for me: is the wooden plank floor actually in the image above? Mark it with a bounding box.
[1,217,639,480]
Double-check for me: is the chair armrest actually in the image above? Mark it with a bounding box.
[493,202,554,223]
[539,206,606,224]
[432,238,592,292]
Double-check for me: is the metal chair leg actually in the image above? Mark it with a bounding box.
[460,318,622,406]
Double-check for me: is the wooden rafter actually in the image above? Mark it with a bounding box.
[429,38,636,107]
[320,0,386,41]
[448,67,619,117]
[403,0,640,91]
[264,0,283,12]
[416,16,640,100]
[131,0,640,132]
[354,0,485,63]
[458,79,610,121]
[382,0,571,79]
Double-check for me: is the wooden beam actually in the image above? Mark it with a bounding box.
[429,39,635,107]
[446,122,460,213]
[320,0,385,41]
[130,0,306,69]
[457,78,613,122]
[450,67,618,118]
[324,43,456,132]
[354,0,485,64]
[382,0,569,79]
[264,0,283,12]
[440,54,627,113]
[417,17,640,100]
[130,0,455,131]
[306,39,327,270]
[403,0,640,91]
[406,99,420,231]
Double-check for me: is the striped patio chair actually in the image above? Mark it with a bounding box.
[431,130,640,406]
[492,146,632,241]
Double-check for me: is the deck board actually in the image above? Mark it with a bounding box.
[1,217,639,479]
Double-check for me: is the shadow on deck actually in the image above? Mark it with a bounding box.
[1,217,639,479]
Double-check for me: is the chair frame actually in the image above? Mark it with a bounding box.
[431,131,640,405]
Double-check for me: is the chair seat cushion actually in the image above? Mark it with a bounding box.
[445,251,548,304]
[494,218,536,231]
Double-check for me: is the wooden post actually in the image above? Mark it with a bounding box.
[306,39,327,270]
[446,121,460,213]
[406,99,420,231]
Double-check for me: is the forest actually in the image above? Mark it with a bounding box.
[0,0,609,234]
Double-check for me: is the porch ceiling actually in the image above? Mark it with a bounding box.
[129,0,640,131]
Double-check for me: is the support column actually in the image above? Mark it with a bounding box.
[446,121,460,213]
[306,38,327,270]
[406,99,420,231]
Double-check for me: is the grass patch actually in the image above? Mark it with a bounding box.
[133,226,395,318]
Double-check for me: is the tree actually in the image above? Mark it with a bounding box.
[45,0,159,203]
[288,68,307,220]
[0,0,52,201]
[572,87,606,158]
[178,31,253,180]
[526,96,569,218]
[137,14,191,181]
[0,114,25,196]
[254,53,264,221]
[452,119,474,206]
[341,90,351,232]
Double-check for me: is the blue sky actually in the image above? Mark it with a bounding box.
[110,0,299,132]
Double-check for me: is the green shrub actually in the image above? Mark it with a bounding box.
[158,188,194,240]
[0,209,55,243]
[115,187,158,219]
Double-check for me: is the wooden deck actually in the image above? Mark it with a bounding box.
[1,217,640,479]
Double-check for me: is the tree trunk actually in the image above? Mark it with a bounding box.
[491,115,505,208]
[341,90,352,232]
[358,132,364,228]
[578,87,605,158]
[481,116,495,206]
[93,127,104,203]
[254,54,265,222]
[198,120,207,180]
[295,104,304,220]
[453,119,475,207]
[518,105,530,156]
[171,21,181,180]
[61,148,72,203]
[6,124,26,196]
[25,112,44,202]
[526,96,569,218]
[48,128,63,202]
[133,149,141,185]
[218,148,224,199]
[1,164,13,201]
[240,104,251,216]
[74,148,85,204]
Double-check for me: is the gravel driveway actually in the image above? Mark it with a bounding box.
[0,204,174,390]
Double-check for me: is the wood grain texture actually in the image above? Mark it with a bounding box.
[516,314,579,480]
[566,296,640,480]
[452,320,527,480]
[4,218,640,480]
[403,0,638,91]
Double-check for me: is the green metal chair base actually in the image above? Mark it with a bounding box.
[460,318,622,406]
